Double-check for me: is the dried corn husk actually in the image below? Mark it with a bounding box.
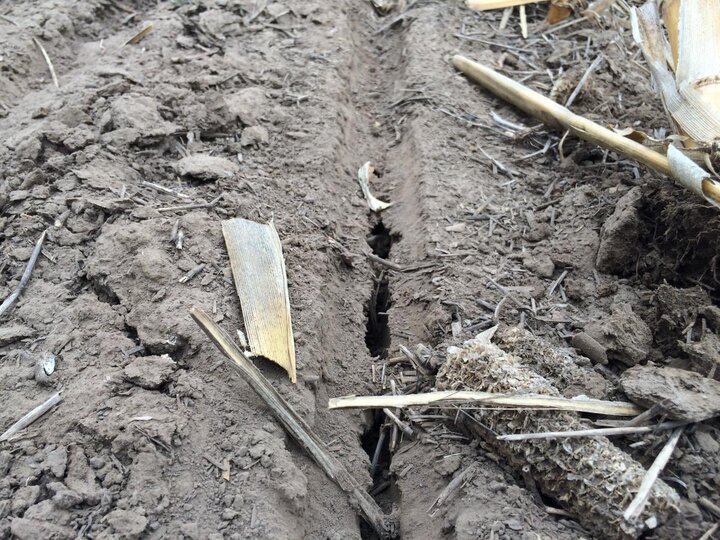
[222,218,296,383]
[632,0,720,207]
[547,0,587,24]
[357,162,393,212]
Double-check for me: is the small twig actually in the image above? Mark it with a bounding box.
[699,523,719,540]
[487,278,525,308]
[622,402,668,427]
[699,497,720,518]
[565,54,603,108]
[546,269,568,297]
[0,14,19,26]
[367,252,405,272]
[398,345,432,376]
[32,37,59,88]
[0,230,47,318]
[497,421,686,441]
[203,454,224,470]
[383,408,414,436]
[329,391,642,417]
[122,22,153,47]
[374,0,418,35]
[370,425,388,477]
[142,180,190,199]
[428,462,478,515]
[518,4,528,39]
[623,427,684,522]
[0,392,62,442]
[179,264,205,284]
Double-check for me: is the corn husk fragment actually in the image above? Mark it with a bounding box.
[632,0,720,207]
[357,162,393,212]
[222,218,296,383]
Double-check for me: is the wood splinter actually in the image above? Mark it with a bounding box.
[191,308,399,539]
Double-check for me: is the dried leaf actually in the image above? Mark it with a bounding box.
[547,3,572,23]
[357,162,393,212]
[614,127,671,151]
[222,218,296,383]
[632,1,720,145]
[371,0,397,14]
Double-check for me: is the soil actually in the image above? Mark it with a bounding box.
[1,1,719,540]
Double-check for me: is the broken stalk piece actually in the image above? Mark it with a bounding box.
[452,55,671,176]
[190,308,399,539]
[0,392,62,442]
[0,230,47,318]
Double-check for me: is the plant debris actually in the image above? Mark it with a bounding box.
[222,218,296,383]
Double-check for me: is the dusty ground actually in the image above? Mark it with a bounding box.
[1,1,719,539]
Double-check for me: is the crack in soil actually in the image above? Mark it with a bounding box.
[365,221,394,358]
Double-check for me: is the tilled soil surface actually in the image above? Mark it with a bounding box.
[1,1,719,539]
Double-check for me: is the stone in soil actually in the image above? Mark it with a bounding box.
[240,125,270,147]
[522,253,555,278]
[226,87,267,126]
[43,446,68,478]
[123,355,176,390]
[175,154,240,181]
[103,509,148,539]
[10,518,73,540]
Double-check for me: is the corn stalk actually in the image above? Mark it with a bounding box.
[632,0,720,207]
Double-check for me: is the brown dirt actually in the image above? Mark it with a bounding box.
[1,1,719,539]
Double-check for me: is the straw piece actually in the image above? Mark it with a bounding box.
[32,38,59,89]
[124,22,154,46]
[497,420,686,441]
[623,427,684,521]
[0,392,62,442]
[467,0,546,10]
[328,390,642,416]
[667,145,720,208]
